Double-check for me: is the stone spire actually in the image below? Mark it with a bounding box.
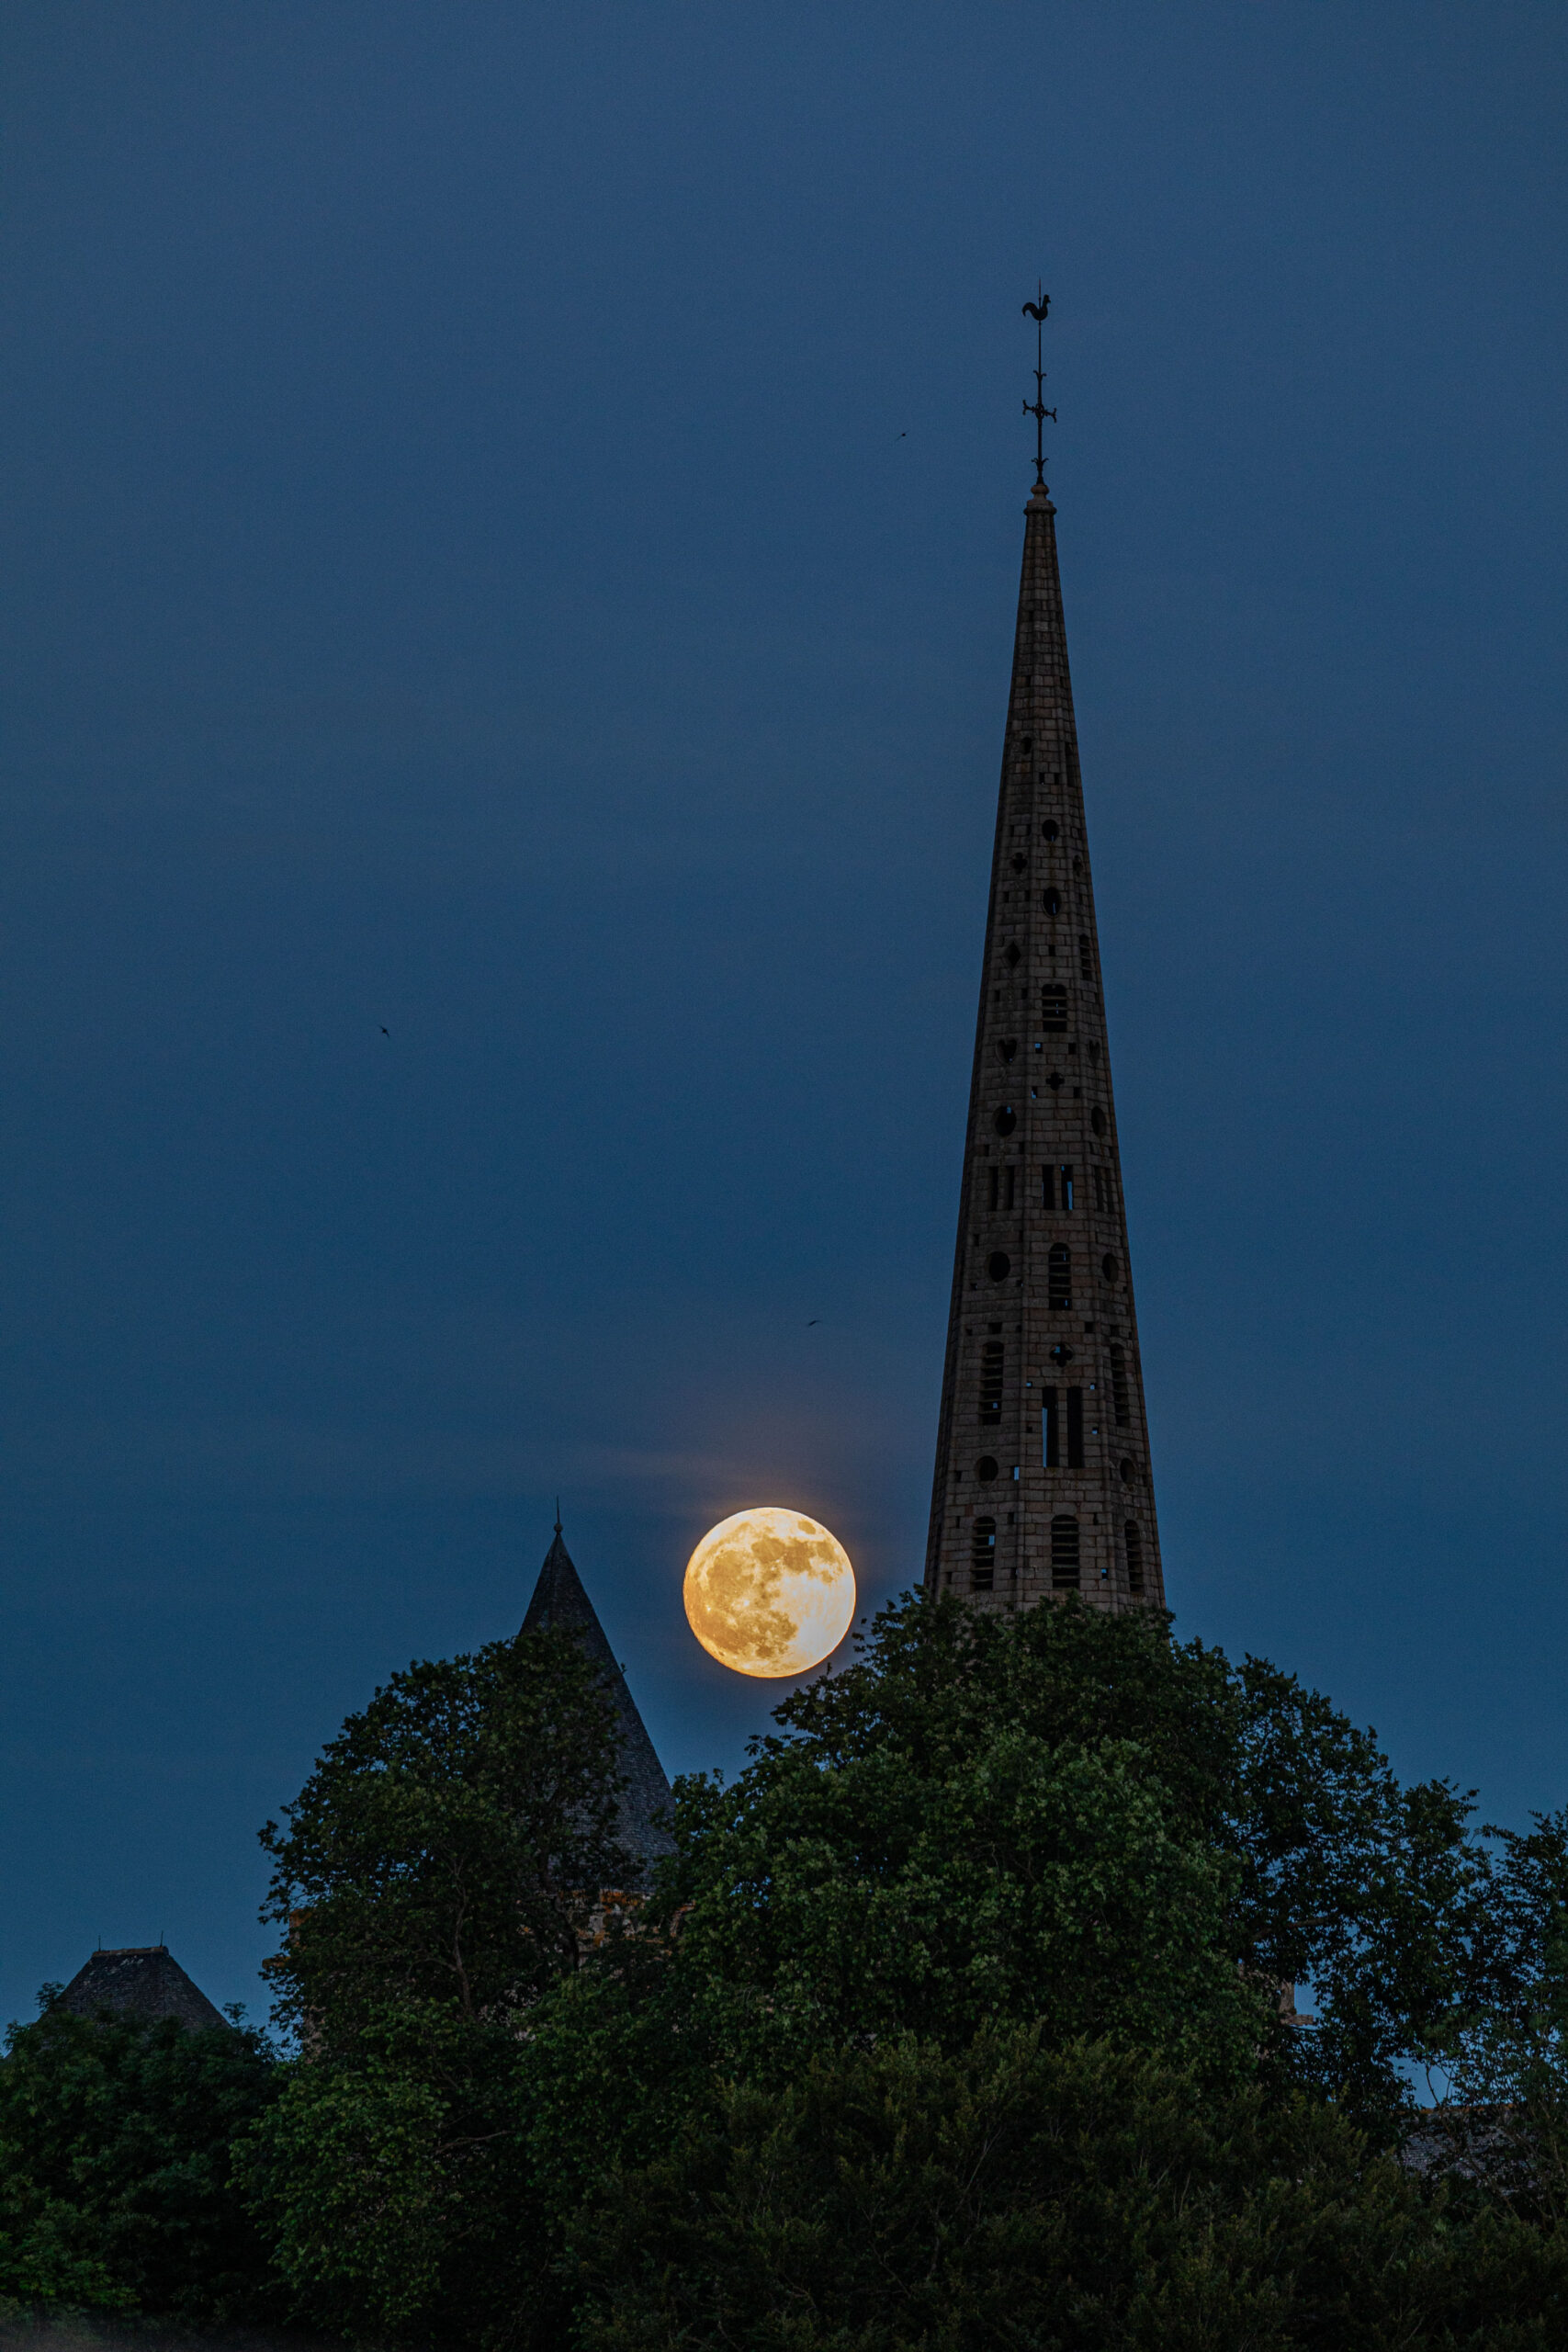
[521,1525,676,1877]
[923,477,1165,1613]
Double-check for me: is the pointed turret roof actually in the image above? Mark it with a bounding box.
[522,1524,675,1878]
[924,464,1165,1614]
[57,1945,229,2030]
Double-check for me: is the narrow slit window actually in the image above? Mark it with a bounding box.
[1124,1521,1145,1596]
[1110,1343,1130,1427]
[972,1517,997,1591]
[1047,1243,1072,1309]
[1059,1164,1074,1211]
[1078,934,1092,978]
[1066,1386,1085,1468]
[1051,1514,1080,1590]
[1041,985,1068,1032]
[1093,1167,1109,1214]
[988,1167,1000,1211]
[979,1341,1004,1424]
[1041,1166,1055,1210]
[1005,1164,1017,1211]
[1042,1386,1059,1468]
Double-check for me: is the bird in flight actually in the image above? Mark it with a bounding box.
[807,1318,820,1327]
[380,1026,389,1036]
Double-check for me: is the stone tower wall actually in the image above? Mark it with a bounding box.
[924,483,1165,1614]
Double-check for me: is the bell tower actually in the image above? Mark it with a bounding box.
[924,300,1165,1612]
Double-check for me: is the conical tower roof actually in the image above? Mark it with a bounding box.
[925,475,1165,1612]
[522,1525,675,1875]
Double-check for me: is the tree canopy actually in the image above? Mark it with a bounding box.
[242,1621,635,2346]
[0,1999,279,2324]
[8,1591,1568,2349]
[522,1596,1568,2349]
[529,1593,1546,2155]
[576,2030,1568,2352]
[259,1622,637,2047]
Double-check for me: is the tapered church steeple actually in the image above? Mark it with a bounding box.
[924,387,1164,1612]
[522,1523,675,1876]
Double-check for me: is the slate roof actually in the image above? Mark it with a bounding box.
[57,1945,229,2030]
[522,1525,676,1881]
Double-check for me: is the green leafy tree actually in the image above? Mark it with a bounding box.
[1231,1653,1510,2112]
[234,1589,1568,2349]
[243,1623,637,2348]
[507,1590,1568,2352]
[529,1591,1525,2193]
[258,1626,636,2048]
[576,2029,1568,2352]
[0,1997,280,2324]
[1431,1807,1568,2221]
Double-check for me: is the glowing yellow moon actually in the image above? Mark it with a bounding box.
[683,1507,856,1678]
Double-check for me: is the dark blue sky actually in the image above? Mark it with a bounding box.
[2,3,1565,2023]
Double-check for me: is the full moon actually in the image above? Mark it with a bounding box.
[683,1507,856,1678]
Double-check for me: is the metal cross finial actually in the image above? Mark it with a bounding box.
[1021,285,1055,489]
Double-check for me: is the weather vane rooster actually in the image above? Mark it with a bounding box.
[1022,286,1055,489]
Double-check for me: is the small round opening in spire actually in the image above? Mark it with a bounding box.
[993,1105,1017,1137]
[1042,820,1059,842]
[987,1252,1011,1283]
